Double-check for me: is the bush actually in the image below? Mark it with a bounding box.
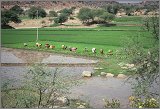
[1,9,21,27]
[59,8,73,16]
[77,8,94,24]
[10,5,23,15]
[49,10,57,17]
[69,16,74,20]
[129,96,159,108]
[54,13,68,24]
[28,6,47,19]
[1,64,80,108]
[103,99,120,108]
[99,12,115,22]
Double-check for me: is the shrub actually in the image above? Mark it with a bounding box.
[1,9,21,26]
[77,8,94,24]
[28,6,47,19]
[59,8,73,16]
[129,96,159,108]
[49,10,57,17]
[103,99,120,108]
[54,13,68,24]
[10,5,23,15]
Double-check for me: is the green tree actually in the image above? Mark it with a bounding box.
[10,5,23,15]
[121,16,159,98]
[49,10,57,17]
[54,13,68,24]
[28,6,47,19]
[1,64,80,108]
[92,9,105,17]
[1,9,21,27]
[102,4,120,14]
[99,12,115,22]
[59,8,73,16]
[77,8,94,24]
[143,16,159,40]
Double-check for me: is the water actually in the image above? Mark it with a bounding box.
[1,48,98,64]
[1,48,133,108]
[69,77,132,108]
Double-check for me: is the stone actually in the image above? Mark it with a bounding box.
[121,67,128,69]
[126,64,134,68]
[77,105,85,108]
[100,72,107,76]
[94,67,103,70]
[117,74,127,79]
[82,71,92,77]
[106,73,114,77]
[50,96,69,106]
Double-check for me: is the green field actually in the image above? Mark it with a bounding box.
[2,26,153,58]
[1,16,155,75]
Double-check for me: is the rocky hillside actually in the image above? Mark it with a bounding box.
[1,1,118,11]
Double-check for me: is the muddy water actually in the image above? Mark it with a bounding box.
[69,77,132,108]
[1,48,133,108]
[1,48,98,64]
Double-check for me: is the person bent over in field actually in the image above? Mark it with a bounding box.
[24,43,27,47]
[36,42,42,48]
[108,50,113,55]
[70,47,77,52]
[84,47,88,52]
[62,45,65,49]
[100,49,104,54]
[49,45,55,49]
[62,45,67,50]
[92,48,96,53]
[45,44,50,48]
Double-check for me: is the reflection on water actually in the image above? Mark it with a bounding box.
[1,48,133,108]
[1,66,133,108]
[69,77,132,108]
[1,48,98,64]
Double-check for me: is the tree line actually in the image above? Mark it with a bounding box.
[1,4,158,28]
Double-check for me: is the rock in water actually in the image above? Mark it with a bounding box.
[117,74,127,79]
[100,72,107,76]
[77,105,86,108]
[82,71,92,77]
[106,73,114,77]
[50,96,69,106]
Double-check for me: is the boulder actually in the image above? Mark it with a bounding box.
[106,73,114,77]
[50,96,69,106]
[121,67,128,69]
[94,67,103,70]
[82,71,92,77]
[126,64,134,68]
[117,74,127,79]
[77,105,86,108]
[100,72,107,76]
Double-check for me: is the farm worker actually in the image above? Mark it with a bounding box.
[36,42,42,47]
[64,46,67,50]
[92,48,96,53]
[62,45,65,49]
[68,46,72,50]
[70,47,77,52]
[45,44,50,48]
[36,42,39,47]
[84,47,88,52]
[108,49,113,55]
[49,45,55,49]
[100,49,104,54]
[38,43,42,47]
[24,43,27,47]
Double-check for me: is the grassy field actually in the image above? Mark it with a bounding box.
[1,16,155,75]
